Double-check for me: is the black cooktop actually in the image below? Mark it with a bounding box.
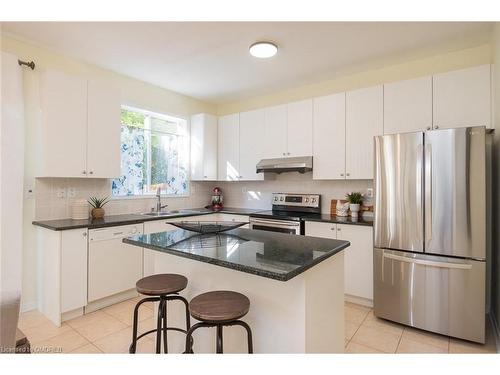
[249,210,319,222]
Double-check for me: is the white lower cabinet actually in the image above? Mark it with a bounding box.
[305,221,373,303]
[88,224,144,303]
[37,227,88,326]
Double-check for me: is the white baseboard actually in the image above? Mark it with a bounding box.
[490,313,500,353]
[20,301,37,313]
[345,294,373,308]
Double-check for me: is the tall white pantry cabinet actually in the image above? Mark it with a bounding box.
[38,69,121,178]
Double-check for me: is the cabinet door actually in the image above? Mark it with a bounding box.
[304,221,337,238]
[337,224,373,300]
[191,113,218,181]
[346,85,383,179]
[144,220,177,235]
[313,93,346,180]
[239,109,265,181]
[39,69,87,177]
[218,114,240,181]
[61,229,88,313]
[218,214,250,228]
[264,104,288,158]
[384,76,432,134]
[87,80,121,178]
[433,64,491,129]
[287,99,313,157]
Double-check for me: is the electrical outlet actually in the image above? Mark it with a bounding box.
[25,186,34,200]
[366,188,373,198]
[67,187,76,198]
[56,187,66,198]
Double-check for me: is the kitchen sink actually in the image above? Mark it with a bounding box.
[140,209,207,217]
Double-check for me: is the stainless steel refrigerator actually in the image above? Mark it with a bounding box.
[373,126,490,343]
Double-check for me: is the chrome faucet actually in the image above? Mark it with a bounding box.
[155,186,168,213]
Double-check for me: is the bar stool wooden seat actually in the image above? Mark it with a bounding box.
[184,290,253,354]
[130,274,190,354]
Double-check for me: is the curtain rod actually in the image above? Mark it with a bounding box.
[18,59,35,70]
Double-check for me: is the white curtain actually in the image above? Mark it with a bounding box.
[0,52,25,351]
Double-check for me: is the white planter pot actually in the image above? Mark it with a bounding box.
[349,203,360,218]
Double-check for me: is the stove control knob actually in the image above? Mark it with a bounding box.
[311,198,316,203]
[274,196,278,201]
[305,198,309,203]
[280,197,284,201]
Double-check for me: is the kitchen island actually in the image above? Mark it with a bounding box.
[124,228,349,353]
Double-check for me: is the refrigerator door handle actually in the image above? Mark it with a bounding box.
[424,142,432,244]
[382,252,472,270]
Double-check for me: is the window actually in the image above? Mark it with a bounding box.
[112,106,189,197]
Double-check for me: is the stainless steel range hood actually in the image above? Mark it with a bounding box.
[256,156,313,174]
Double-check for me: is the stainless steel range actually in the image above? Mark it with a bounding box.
[249,193,321,235]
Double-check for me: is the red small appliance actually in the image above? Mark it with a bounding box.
[211,187,223,210]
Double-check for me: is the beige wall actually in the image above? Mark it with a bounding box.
[217,44,492,115]
[1,34,217,311]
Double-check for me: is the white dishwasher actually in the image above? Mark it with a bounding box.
[88,223,144,302]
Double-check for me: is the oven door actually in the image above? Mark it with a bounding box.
[249,218,301,235]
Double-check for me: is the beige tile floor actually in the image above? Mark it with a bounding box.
[18,298,498,354]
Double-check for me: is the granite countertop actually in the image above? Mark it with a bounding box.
[304,214,373,227]
[123,228,349,281]
[32,207,263,231]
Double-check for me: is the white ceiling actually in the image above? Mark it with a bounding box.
[3,22,493,104]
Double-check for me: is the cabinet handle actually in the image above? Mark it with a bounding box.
[435,126,439,129]
[426,126,431,130]
[340,173,344,177]
[346,173,350,177]
[203,176,207,178]
[82,232,87,237]
[82,170,86,175]
[89,171,93,175]
[337,227,341,231]
[282,152,286,156]
[330,227,335,231]
[287,152,291,155]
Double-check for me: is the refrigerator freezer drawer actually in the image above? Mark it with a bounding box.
[373,248,485,343]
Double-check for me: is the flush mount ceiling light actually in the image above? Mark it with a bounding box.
[249,41,278,58]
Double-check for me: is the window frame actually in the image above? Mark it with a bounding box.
[111,105,191,200]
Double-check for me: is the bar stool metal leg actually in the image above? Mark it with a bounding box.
[216,325,223,354]
[130,297,159,354]
[162,297,168,353]
[156,299,164,354]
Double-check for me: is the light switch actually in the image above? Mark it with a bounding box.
[56,187,66,198]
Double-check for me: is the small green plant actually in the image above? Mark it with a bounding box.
[346,192,363,205]
[88,196,110,209]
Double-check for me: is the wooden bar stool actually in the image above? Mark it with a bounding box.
[129,274,190,354]
[184,290,253,354]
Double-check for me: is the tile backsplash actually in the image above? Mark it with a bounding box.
[34,173,373,220]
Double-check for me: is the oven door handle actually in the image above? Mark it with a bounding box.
[249,218,301,227]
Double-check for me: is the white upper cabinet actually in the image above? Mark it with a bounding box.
[218,113,240,181]
[313,92,346,180]
[39,69,88,177]
[264,104,288,158]
[346,85,383,180]
[190,113,218,181]
[433,64,492,129]
[87,80,121,178]
[287,99,313,157]
[38,69,121,178]
[239,108,265,180]
[384,76,433,134]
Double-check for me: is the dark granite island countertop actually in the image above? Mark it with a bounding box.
[123,228,349,281]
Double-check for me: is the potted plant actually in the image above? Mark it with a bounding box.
[346,192,363,218]
[88,196,109,219]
